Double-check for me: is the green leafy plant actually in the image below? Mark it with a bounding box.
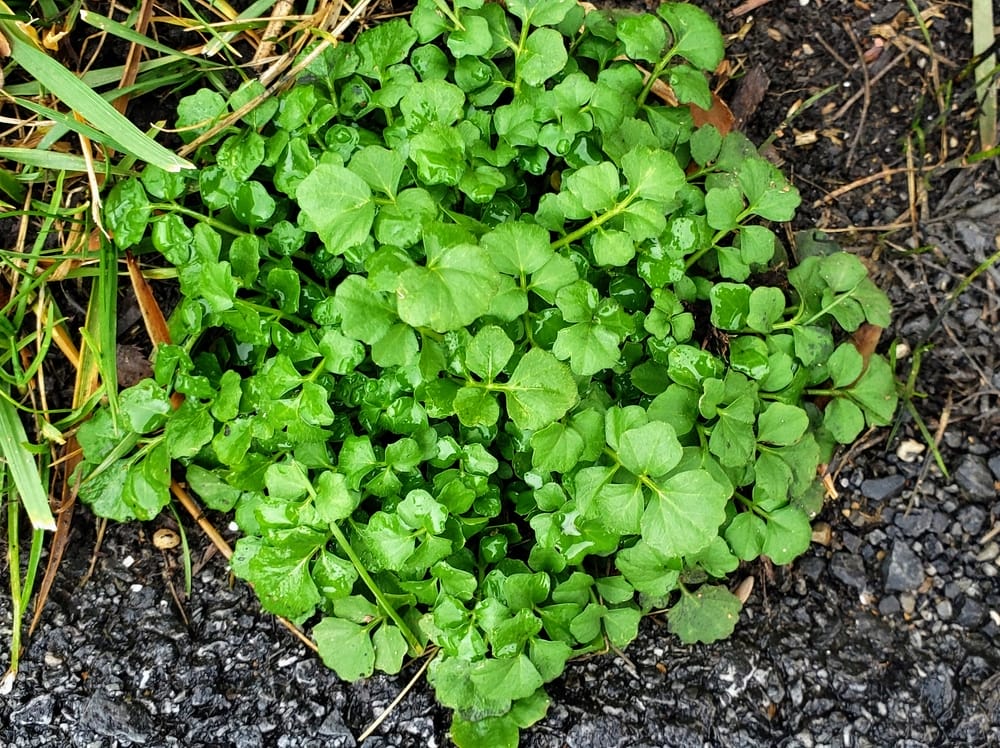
[80,2,896,744]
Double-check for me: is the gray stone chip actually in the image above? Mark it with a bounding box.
[883,540,926,592]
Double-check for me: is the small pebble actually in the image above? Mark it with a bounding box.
[841,531,863,554]
[879,596,902,616]
[884,541,925,592]
[954,455,996,500]
[895,509,933,538]
[976,542,999,562]
[830,552,867,590]
[861,475,906,502]
[896,439,925,463]
[935,600,953,620]
[923,535,945,558]
[957,598,987,628]
[920,671,957,721]
[958,505,987,535]
[10,695,55,726]
[988,455,1000,480]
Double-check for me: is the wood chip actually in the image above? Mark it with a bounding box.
[730,64,770,129]
[811,522,833,546]
[153,528,181,550]
[734,576,755,604]
[794,129,819,146]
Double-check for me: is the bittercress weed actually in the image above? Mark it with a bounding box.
[83,2,898,745]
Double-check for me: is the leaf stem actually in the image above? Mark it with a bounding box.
[236,299,310,328]
[551,194,637,251]
[150,202,250,237]
[775,280,865,329]
[511,23,529,94]
[683,211,753,270]
[636,51,674,108]
[328,521,424,654]
[804,388,839,397]
[433,0,463,29]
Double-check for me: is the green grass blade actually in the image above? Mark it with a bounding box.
[1,23,193,172]
[35,0,60,21]
[972,0,997,148]
[0,395,56,531]
[0,166,26,203]
[0,147,128,174]
[7,494,24,682]
[9,95,115,145]
[185,0,281,58]
[78,9,211,64]
[22,527,46,612]
[95,237,120,419]
[4,56,186,97]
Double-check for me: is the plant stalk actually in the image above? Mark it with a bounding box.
[329,522,424,654]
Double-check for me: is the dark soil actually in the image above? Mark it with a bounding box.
[3,1,1000,746]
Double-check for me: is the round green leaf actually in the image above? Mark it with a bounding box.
[314,617,376,681]
[757,403,809,446]
[667,584,741,644]
[298,163,375,252]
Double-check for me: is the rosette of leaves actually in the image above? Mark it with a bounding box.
[83,2,897,745]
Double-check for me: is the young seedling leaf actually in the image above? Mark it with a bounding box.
[504,349,578,431]
[667,584,742,644]
[298,164,376,252]
[314,617,376,681]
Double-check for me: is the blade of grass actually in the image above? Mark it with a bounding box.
[167,503,193,597]
[0,303,57,389]
[10,95,137,153]
[29,197,104,636]
[174,0,246,59]
[5,494,23,689]
[0,147,126,175]
[0,396,56,530]
[0,166,26,203]
[22,526,46,620]
[972,0,997,148]
[0,14,193,172]
[3,55,190,96]
[97,239,119,414]
[5,489,49,686]
[78,8,210,65]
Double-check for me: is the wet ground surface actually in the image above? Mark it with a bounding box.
[3,1,1000,745]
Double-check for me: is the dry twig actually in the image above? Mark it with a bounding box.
[727,0,777,18]
[358,653,435,742]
